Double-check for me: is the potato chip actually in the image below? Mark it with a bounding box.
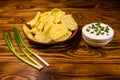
[43,23,53,33]
[41,11,50,17]
[47,15,55,23]
[51,8,62,15]
[54,11,65,23]
[27,11,41,28]
[55,31,72,42]
[34,31,52,43]
[23,24,34,40]
[62,15,77,30]
[49,24,69,40]
[40,15,48,25]
[30,27,38,34]
[37,23,44,31]
[51,8,65,23]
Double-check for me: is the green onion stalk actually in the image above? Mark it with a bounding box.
[13,28,49,67]
[3,32,43,70]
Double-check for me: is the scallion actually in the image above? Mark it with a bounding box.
[13,28,49,67]
[3,32,43,70]
[14,31,42,67]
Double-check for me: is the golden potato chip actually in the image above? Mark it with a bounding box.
[62,15,77,30]
[40,15,48,25]
[55,31,72,42]
[51,8,65,23]
[34,31,52,43]
[43,23,53,33]
[23,24,34,40]
[54,11,65,23]
[41,11,50,17]
[33,12,49,28]
[37,23,44,31]
[34,17,42,28]
[47,15,55,23]
[30,27,38,34]
[49,24,69,40]
[27,11,41,27]
[51,8,62,15]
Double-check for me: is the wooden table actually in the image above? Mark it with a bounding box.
[0,0,120,80]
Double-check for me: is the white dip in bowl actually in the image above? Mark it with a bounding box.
[82,22,114,47]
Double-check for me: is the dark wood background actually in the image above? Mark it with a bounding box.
[0,0,120,80]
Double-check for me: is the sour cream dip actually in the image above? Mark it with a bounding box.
[82,22,114,47]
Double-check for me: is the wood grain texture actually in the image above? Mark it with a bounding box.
[0,0,120,80]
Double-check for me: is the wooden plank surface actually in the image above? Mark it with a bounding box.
[0,0,120,80]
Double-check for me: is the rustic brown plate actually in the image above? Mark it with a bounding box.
[23,24,78,45]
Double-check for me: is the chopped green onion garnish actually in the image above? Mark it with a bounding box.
[86,22,110,35]
[92,24,95,29]
[101,27,104,31]
[90,31,94,34]
[96,33,100,35]
[89,26,92,28]
[101,32,104,35]
[105,26,109,33]
[86,28,90,32]
[95,29,98,32]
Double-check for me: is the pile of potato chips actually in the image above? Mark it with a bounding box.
[23,8,78,43]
